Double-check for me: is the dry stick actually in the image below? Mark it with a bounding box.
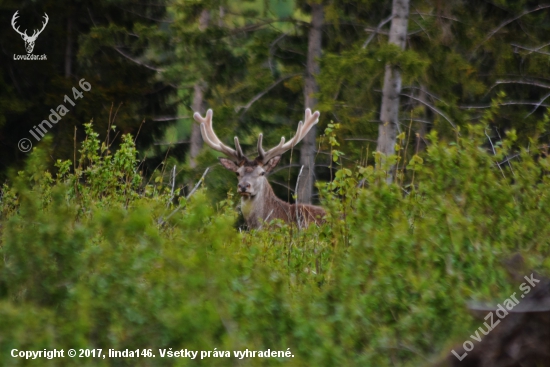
[112,102,122,126]
[410,11,460,22]
[258,209,275,230]
[159,147,171,184]
[113,47,164,72]
[357,144,371,189]
[269,163,303,175]
[167,165,176,208]
[362,14,393,48]
[486,79,550,98]
[264,209,274,223]
[485,128,506,179]
[104,102,123,153]
[158,166,210,225]
[471,4,550,56]
[511,42,550,56]
[498,153,520,166]
[134,118,145,144]
[152,115,189,122]
[106,102,114,148]
[495,129,516,177]
[460,101,550,109]
[235,73,300,114]
[106,132,120,151]
[186,167,210,199]
[525,91,550,118]
[153,140,190,146]
[410,17,430,41]
[295,165,305,230]
[403,86,449,106]
[270,180,295,192]
[359,142,364,171]
[400,113,414,186]
[143,158,167,193]
[401,93,456,129]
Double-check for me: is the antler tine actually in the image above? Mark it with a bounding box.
[30,13,49,39]
[39,13,48,32]
[257,133,286,160]
[194,109,246,163]
[234,136,245,159]
[257,134,264,158]
[11,11,27,37]
[257,109,320,163]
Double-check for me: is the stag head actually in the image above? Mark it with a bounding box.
[193,109,320,197]
[11,11,49,54]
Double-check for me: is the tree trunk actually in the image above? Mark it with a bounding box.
[189,9,210,168]
[298,2,323,204]
[376,0,410,182]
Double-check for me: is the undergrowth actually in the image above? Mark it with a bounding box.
[1,114,549,366]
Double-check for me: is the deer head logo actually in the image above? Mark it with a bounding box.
[11,11,49,54]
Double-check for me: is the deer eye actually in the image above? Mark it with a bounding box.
[235,172,240,176]
[260,171,266,176]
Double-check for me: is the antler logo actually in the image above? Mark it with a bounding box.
[11,11,49,54]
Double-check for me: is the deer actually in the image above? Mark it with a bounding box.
[11,11,49,54]
[193,108,326,229]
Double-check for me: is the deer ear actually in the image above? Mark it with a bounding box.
[219,158,239,172]
[263,156,281,173]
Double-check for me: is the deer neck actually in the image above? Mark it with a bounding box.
[240,178,275,227]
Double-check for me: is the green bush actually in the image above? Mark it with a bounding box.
[0,121,549,366]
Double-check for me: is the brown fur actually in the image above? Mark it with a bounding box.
[218,156,325,229]
[240,180,325,229]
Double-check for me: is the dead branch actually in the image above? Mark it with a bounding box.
[186,166,210,200]
[152,116,189,122]
[401,93,456,129]
[362,14,393,48]
[525,91,550,118]
[235,74,300,114]
[114,47,164,72]
[511,42,550,56]
[158,166,210,225]
[471,4,550,55]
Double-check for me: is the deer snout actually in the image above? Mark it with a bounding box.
[238,182,251,192]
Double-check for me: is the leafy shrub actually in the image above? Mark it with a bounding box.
[0,121,549,366]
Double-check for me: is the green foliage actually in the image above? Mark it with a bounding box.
[1,118,549,367]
